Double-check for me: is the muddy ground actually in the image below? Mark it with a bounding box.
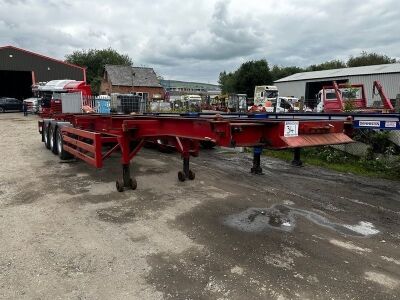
[0,113,399,300]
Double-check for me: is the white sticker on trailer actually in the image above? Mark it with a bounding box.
[385,121,397,128]
[359,121,380,127]
[284,121,299,137]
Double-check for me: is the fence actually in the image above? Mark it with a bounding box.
[83,96,111,114]
[60,93,111,114]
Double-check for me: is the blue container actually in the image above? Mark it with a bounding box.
[96,99,111,114]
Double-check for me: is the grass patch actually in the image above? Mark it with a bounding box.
[264,147,400,181]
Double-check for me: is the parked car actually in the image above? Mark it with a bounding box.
[0,97,23,112]
[23,97,40,114]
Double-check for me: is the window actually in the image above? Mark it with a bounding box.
[325,92,337,100]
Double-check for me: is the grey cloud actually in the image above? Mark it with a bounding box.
[1,0,400,83]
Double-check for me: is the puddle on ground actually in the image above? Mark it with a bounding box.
[223,204,380,237]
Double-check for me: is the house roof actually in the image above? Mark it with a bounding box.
[274,63,400,83]
[104,64,162,87]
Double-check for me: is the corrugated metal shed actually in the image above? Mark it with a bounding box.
[105,65,161,87]
[274,64,400,104]
[0,45,85,82]
[275,63,400,82]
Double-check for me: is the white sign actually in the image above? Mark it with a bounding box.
[284,121,299,137]
[385,121,397,128]
[359,121,381,127]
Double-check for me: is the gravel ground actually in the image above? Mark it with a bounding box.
[0,113,399,300]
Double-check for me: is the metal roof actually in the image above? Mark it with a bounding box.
[275,63,400,83]
[0,45,85,70]
[37,80,77,91]
[105,65,161,87]
[160,79,220,91]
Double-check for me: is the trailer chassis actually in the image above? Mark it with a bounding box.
[39,113,353,191]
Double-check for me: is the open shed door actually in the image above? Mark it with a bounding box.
[0,70,33,100]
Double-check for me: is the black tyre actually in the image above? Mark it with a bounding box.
[56,127,73,160]
[129,178,137,190]
[0,107,4,113]
[44,123,51,150]
[49,125,58,154]
[116,180,124,192]
[200,141,215,149]
[178,171,186,182]
[188,170,195,180]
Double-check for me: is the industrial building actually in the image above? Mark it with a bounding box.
[274,64,400,105]
[0,45,86,100]
[160,79,221,101]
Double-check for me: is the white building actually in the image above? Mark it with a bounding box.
[274,63,400,105]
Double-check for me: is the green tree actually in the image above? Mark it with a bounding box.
[218,71,236,94]
[347,51,397,67]
[234,59,273,97]
[65,48,133,94]
[306,59,346,71]
[271,65,304,81]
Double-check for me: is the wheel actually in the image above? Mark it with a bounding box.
[178,171,186,182]
[49,126,58,154]
[56,127,73,160]
[0,107,4,113]
[44,123,51,150]
[200,141,215,149]
[188,170,195,180]
[129,178,137,190]
[116,180,124,192]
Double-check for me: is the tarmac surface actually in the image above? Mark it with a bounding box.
[0,113,399,300]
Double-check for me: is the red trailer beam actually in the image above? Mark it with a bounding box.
[40,114,353,192]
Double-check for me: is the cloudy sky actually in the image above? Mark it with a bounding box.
[1,0,400,83]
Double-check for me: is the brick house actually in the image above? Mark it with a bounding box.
[100,65,165,100]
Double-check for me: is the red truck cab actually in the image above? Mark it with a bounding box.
[34,80,92,116]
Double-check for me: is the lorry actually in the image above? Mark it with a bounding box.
[33,80,92,116]
[253,85,279,107]
[181,94,202,112]
[250,86,298,113]
[315,81,394,113]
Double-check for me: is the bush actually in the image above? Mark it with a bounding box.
[303,147,352,163]
[353,129,400,154]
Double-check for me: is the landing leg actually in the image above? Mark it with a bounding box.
[116,163,137,192]
[251,147,263,175]
[178,156,195,181]
[291,148,303,167]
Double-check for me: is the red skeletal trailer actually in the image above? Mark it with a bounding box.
[39,113,353,191]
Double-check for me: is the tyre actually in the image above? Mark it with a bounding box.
[0,107,4,113]
[188,170,195,180]
[200,141,215,149]
[178,171,186,182]
[44,123,51,150]
[116,180,124,192]
[129,178,137,190]
[49,125,58,154]
[56,127,73,160]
